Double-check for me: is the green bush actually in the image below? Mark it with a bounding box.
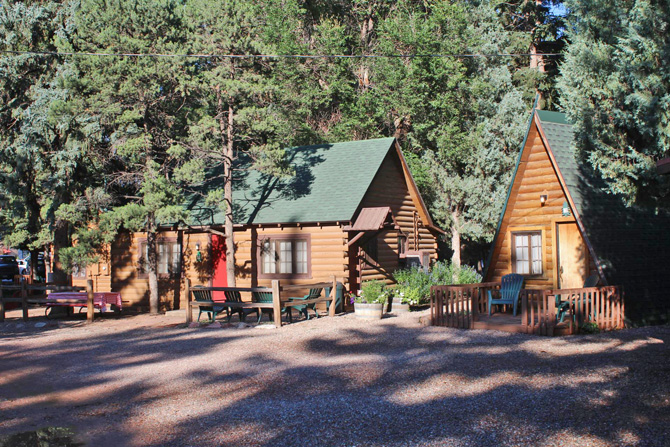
[393,261,482,306]
[357,280,388,304]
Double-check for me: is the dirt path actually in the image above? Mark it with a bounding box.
[0,310,668,446]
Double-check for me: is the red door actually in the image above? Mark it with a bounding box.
[211,235,227,300]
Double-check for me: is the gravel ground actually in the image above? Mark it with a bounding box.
[0,309,668,447]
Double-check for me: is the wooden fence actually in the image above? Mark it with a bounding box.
[0,279,96,322]
[186,275,342,328]
[431,283,625,336]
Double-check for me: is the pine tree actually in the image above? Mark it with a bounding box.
[557,0,670,205]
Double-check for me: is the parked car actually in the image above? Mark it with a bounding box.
[0,255,19,284]
[18,258,29,275]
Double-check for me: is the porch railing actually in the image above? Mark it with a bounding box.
[431,283,625,336]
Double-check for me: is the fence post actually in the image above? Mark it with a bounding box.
[546,290,556,336]
[521,290,527,333]
[329,275,337,317]
[430,288,434,326]
[272,280,282,328]
[185,278,192,324]
[0,286,4,322]
[86,279,95,323]
[21,277,28,321]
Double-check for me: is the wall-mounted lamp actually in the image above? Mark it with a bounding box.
[195,243,202,262]
[562,201,571,217]
[540,194,548,206]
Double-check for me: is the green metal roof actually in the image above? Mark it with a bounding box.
[187,137,396,225]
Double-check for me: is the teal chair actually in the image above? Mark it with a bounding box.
[324,282,344,314]
[252,291,292,324]
[488,274,524,316]
[193,287,227,322]
[556,273,600,323]
[289,288,322,320]
[223,290,258,323]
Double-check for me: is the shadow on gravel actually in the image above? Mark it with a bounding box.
[0,318,668,447]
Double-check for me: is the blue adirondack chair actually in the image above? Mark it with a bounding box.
[252,291,292,324]
[488,273,524,316]
[289,288,322,320]
[193,287,227,322]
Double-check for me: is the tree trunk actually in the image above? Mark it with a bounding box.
[224,101,236,287]
[147,213,159,315]
[51,220,70,285]
[451,209,461,271]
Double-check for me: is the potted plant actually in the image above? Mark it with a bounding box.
[390,289,411,313]
[354,280,387,320]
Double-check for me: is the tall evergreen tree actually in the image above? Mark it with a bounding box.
[69,0,194,313]
[557,0,670,205]
[0,0,98,281]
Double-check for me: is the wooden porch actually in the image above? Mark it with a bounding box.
[431,283,625,336]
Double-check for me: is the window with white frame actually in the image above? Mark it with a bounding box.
[140,240,181,277]
[511,231,542,275]
[259,237,310,278]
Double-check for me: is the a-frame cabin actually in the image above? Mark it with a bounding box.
[485,109,670,324]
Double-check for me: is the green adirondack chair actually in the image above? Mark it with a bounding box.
[193,287,226,322]
[556,273,600,323]
[289,288,322,320]
[488,273,524,316]
[223,290,258,323]
[252,291,292,324]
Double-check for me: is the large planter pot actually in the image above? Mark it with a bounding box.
[387,296,410,313]
[354,302,384,320]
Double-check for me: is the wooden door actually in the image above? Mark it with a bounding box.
[557,223,589,288]
[211,234,227,300]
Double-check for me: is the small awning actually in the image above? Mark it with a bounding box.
[346,207,398,231]
[657,157,670,175]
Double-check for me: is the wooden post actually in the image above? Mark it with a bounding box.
[546,290,556,336]
[0,286,4,322]
[21,277,28,321]
[185,278,192,324]
[329,275,337,317]
[272,280,282,328]
[86,279,95,323]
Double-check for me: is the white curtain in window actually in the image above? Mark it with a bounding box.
[515,235,529,274]
[296,241,307,274]
[531,234,542,274]
[263,244,276,274]
[279,241,292,273]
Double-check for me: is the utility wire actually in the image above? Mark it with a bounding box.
[0,49,563,59]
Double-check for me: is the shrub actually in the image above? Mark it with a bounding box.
[393,261,482,306]
[356,280,388,304]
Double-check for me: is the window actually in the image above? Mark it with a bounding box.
[259,236,311,278]
[361,237,378,267]
[72,266,86,279]
[139,240,181,277]
[512,231,542,275]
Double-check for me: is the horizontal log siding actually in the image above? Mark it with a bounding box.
[487,123,570,289]
[233,225,348,291]
[111,231,210,310]
[358,151,438,285]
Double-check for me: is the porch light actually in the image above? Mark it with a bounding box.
[540,194,547,206]
[562,201,571,217]
[195,243,202,262]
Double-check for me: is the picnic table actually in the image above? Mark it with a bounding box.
[45,292,122,318]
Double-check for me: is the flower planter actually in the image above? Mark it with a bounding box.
[354,302,384,320]
[386,296,410,313]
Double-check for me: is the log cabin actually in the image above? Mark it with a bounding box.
[76,137,442,311]
[484,108,670,324]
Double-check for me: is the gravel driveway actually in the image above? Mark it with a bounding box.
[0,310,668,447]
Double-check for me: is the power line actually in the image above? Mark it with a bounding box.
[0,49,563,59]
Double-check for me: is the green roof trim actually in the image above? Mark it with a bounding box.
[187,137,396,226]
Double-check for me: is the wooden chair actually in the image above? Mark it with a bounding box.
[487,274,524,316]
[289,288,322,320]
[193,287,226,322]
[252,291,292,324]
[224,290,258,323]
